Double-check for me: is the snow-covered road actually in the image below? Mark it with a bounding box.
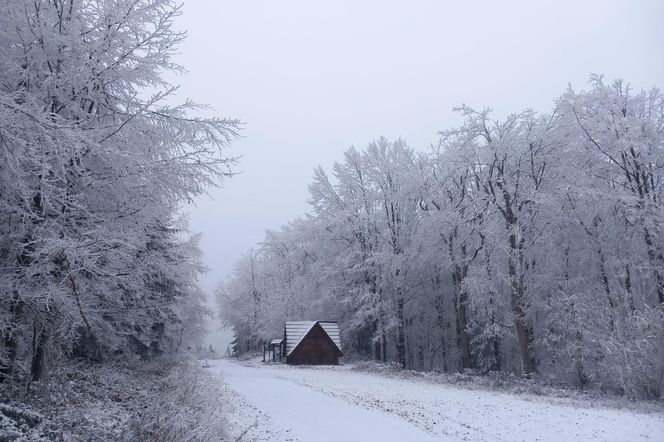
[208,359,664,442]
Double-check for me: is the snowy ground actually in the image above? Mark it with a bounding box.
[208,359,664,442]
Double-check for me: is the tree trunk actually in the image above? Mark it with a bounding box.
[485,250,501,371]
[625,264,635,313]
[30,323,47,381]
[643,225,664,305]
[454,270,474,370]
[597,247,615,331]
[508,232,536,375]
[374,340,382,361]
[488,295,501,372]
[0,332,18,384]
[0,295,22,384]
[396,297,406,368]
[511,296,536,375]
[433,285,448,372]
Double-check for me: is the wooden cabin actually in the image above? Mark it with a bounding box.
[284,321,343,365]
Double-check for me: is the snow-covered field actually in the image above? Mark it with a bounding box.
[208,359,664,442]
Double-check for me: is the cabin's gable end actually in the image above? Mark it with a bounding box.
[286,322,342,365]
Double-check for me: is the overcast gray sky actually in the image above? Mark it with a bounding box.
[170,0,664,350]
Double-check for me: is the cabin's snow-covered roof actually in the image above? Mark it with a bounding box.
[285,321,341,356]
[285,321,316,355]
[270,339,283,345]
[319,321,341,351]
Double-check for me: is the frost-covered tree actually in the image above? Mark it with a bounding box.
[308,139,422,366]
[439,107,562,374]
[0,0,238,386]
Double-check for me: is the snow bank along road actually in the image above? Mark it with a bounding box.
[208,359,664,442]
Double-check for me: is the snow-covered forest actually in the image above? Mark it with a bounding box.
[1,0,662,439]
[219,78,664,400]
[0,0,238,439]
